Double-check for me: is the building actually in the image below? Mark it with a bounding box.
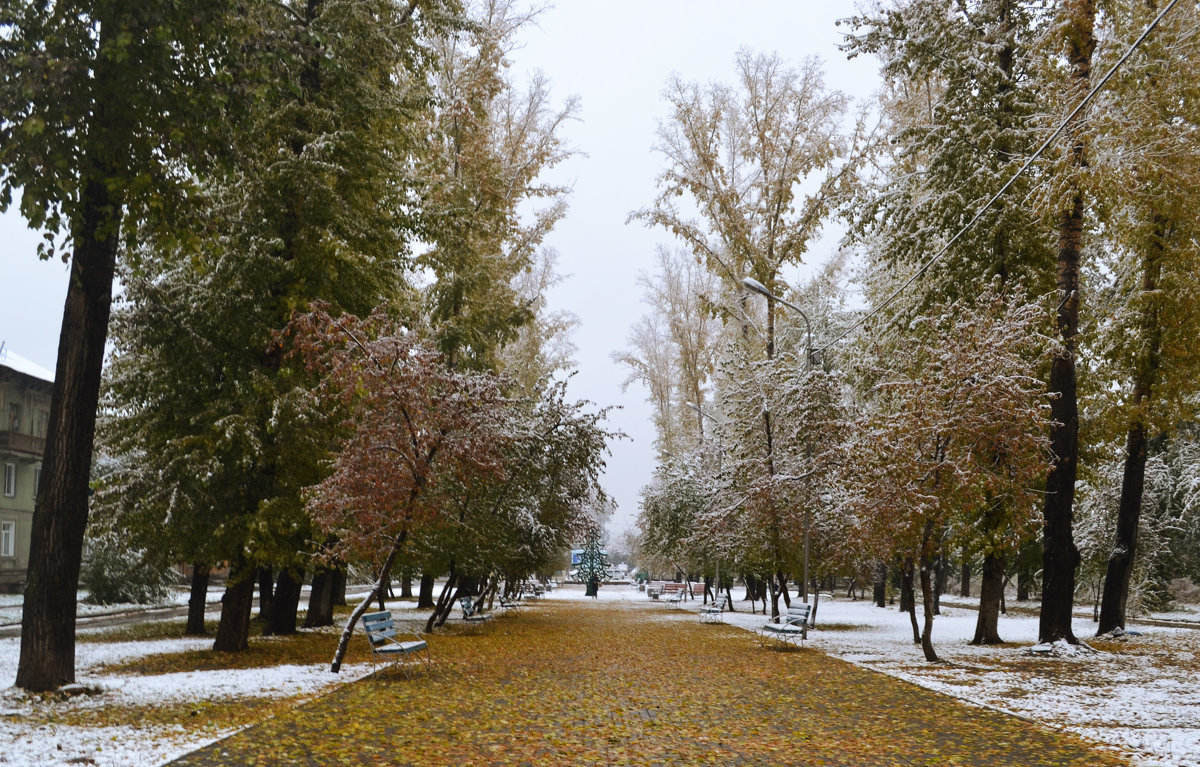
[0,344,53,593]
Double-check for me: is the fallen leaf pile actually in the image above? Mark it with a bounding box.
[163,601,1127,766]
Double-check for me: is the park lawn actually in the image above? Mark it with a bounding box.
[164,600,1129,767]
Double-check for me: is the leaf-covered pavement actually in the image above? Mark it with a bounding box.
[168,601,1128,766]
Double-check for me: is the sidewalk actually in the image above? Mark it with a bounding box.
[167,597,1128,766]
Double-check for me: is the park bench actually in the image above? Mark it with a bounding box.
[498,592,523,614]
[698,593,728,624]
[660,582,687,607]
[361,610,431,678]
[459,596,493,631]
[647,581,666,600]
[759,603,811,646]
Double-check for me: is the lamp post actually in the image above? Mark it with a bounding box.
[741,276,815,606]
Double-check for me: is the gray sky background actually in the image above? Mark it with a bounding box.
[0,2,880,539]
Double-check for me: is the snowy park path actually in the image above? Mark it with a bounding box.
[166,593,1127,766]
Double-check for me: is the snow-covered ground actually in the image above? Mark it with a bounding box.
[574,584,1200,767]
[1,583,1197,766]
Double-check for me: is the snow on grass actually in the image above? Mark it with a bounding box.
[0,626,372,766]
[0,587,227,628]
[3,581,1199,766]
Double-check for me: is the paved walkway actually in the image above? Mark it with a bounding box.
[169,599,1128,766]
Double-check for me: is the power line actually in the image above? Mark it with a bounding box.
[820,0,1183,353]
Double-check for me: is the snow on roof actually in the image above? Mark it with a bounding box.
[0,344,54,383]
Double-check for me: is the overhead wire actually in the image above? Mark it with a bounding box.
[817,0,1183,353]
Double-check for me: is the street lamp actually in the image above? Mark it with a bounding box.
[740,277,819,367]
[741,276,816,607]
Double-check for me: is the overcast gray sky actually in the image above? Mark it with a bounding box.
[0,2,880,538]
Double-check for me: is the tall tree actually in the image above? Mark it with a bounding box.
[96,0,458,653]
[1,0,250,691]
[1088,0,1200,634]
[847,0,1055,643]
[1040,0,1096,645]
[418,0,576,372]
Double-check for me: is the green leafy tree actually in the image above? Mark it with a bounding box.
[1086,0,1200,634]
[2,0,253,691]
[96,0,460,653]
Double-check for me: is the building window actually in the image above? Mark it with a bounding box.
[1,521,13,557]
[35,410,48,438]
[7,403,18,431]
[33,467,41,499]
[3,463,14,497]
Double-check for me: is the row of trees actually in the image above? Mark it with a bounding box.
[2,0,611,691]
[623,0,1200,661]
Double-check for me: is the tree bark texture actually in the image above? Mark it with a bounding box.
[1040,0,1094,645]
[919,558,939,662]
[1097,222,1164,635]
[901,563,920,644]
[266,568,304,636]
[873,561,887,608]
[16,174,122,692]
[213,573,255,652]
[332,565,347,606]
[418,572,436,608]
[303,567,335,629]
[186,563,211,636]
[255,566,274,623]
[973,552,1006,644]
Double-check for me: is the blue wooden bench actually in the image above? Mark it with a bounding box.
[362,610,431,678]
[459,596,493,631]
[759,603,811,646]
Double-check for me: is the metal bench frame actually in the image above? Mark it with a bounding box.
[759,603,811,647]
[459,596,493,632]
[362,610,432,678]
[699,593,728,624]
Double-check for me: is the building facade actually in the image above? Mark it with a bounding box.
[0,347,52,593]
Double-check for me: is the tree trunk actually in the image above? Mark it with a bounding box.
[901,562,920,644]
[266,568,303,636]
[960,557,971,598]
[1039,0,1095,647]
[332,565,347,606]
[303,567,336,629]
[1015,540,1038,601]
[767,573,782,619]
[873,561,887,608]
[401,572,413,599]
[973,552,1006,645]
[899,560,915,613]
[426,568,459,633]
[919,557,939,662]
[16,172,122,692]
[255,566,274,623]
[330,529,408,673]
[417,572,436,608]
[933,556,947,616]
[186,563,211,636]
[1097,220,1164,635]
[213,571,255,652]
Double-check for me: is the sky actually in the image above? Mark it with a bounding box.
[0,2,881,539]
